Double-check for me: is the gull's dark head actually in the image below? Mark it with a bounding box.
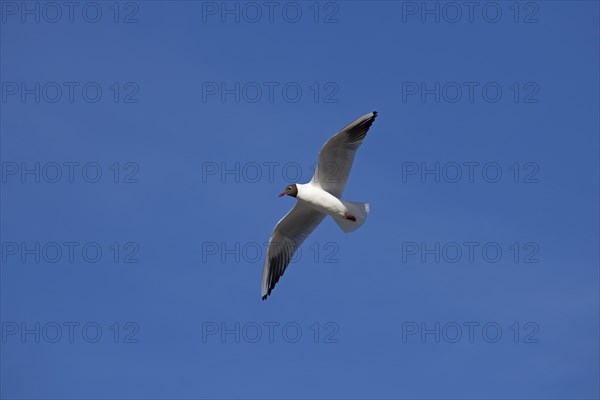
[278,184,298,198]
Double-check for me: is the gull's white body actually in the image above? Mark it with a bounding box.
[261,111,378,300]
[295,183,346,219]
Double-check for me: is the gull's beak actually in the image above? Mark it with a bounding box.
[278,192,286,198]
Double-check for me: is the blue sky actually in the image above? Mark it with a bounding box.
[1,1,599,399]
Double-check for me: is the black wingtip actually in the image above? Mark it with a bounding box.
[262,289,271,301]
[372,111,378,118]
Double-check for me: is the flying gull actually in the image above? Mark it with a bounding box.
[261,112,378,300]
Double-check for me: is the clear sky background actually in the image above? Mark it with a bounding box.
[1,1,599,399]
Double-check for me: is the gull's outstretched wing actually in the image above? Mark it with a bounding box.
[310,112,378,197]
[261,203,325,300]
